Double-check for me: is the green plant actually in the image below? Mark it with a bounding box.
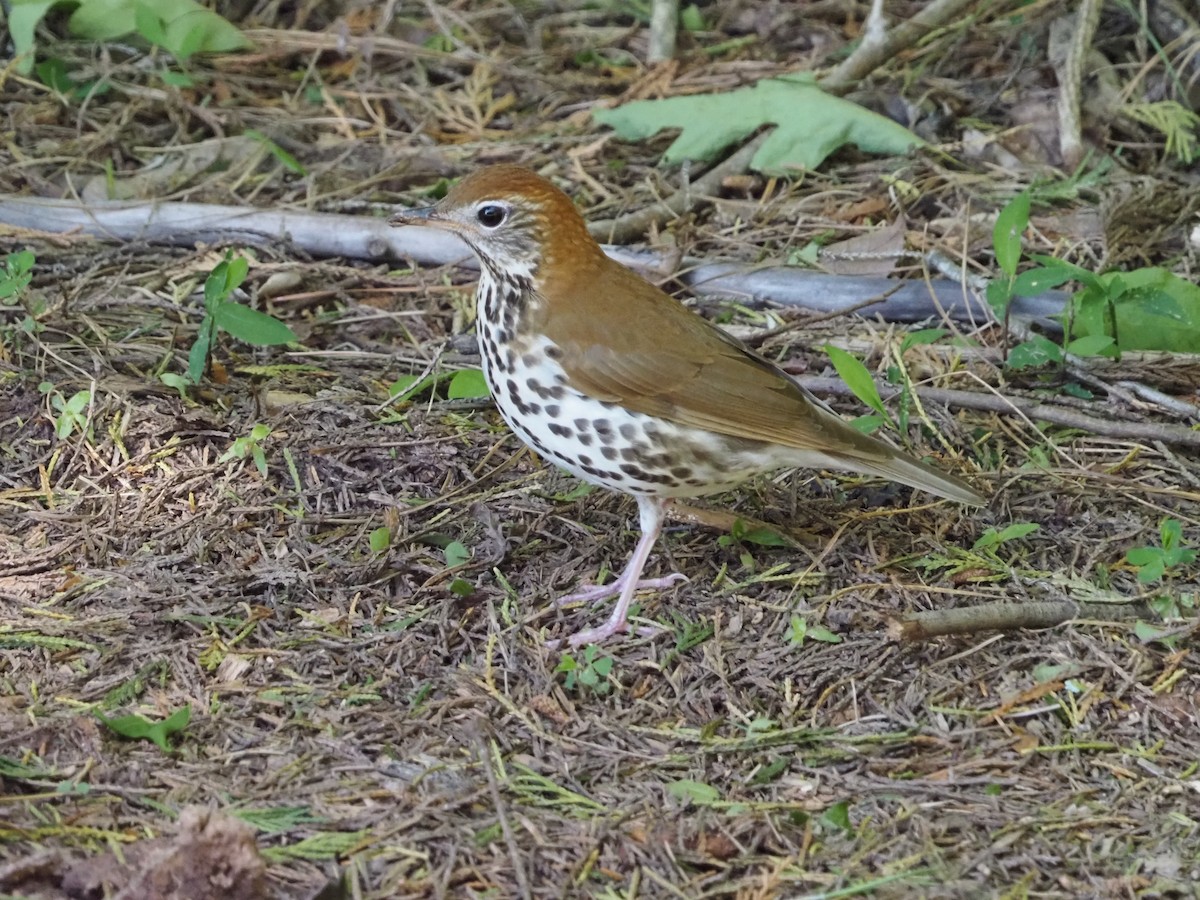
[1126,518,1196,583]
[40,382,92,439]
[188,253,297,384]
[555,644,615,695]
[785,614,842,646]
[824,343,896,435]
[10,0,251,76]
[95,705,191,752]
[389,367,490,403]
[0,250,43,343]
[219,423,272,477]
[986,192,1200,368]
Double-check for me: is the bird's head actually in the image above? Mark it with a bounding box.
[389,165,602,281]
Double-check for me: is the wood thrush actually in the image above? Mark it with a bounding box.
[391,165,985,646]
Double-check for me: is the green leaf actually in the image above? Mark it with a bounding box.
[824,344,887,418]
[992,192,1030,278]
[443,541,471,568]
[368,527,391,554]
[973,522,1039,551]
[7,0,58,74]
[849,414,887,434]
[667,779,721,806]
[133,2,168,45]
[806,623,842,644]
[159,372,190,398]
[389,373,439,401]
[1069,267,1200,352]
[447,368,490,400]
[213,303,297,345]
[1065,334,1115,357]
[1011,266,1072,297]
[68,0,252,56]
[1006,335,1063,370]
[985,279,1013,320]
[680,3,705,31]
[820,800,853,834]
[96,705,191,752]
[246,129,308,175]
[899,328,946,354]
[594,75,924,174]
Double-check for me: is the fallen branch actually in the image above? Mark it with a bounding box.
[0,194,1067,324]
[891,599,1156,641]
[795,375,1200,448]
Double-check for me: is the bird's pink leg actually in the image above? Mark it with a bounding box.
[558,495,686,646]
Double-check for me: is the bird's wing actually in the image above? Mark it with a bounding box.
[543,258,887,460]
[539,258,984,505]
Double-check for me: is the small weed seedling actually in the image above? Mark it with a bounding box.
[785,614,842,647]
[39,382,92,440]
[1126,518,1196,584]
[219,423,273,477]
[0,249,43,345]
[95,705,191,752]
[188,253,297,384]
[555,645,616,695]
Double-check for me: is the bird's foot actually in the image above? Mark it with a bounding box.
[554,572,687,607]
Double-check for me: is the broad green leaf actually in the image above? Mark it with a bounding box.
[1029,254,1104,291]
[594,75,924,174]
[1069,267,1200,352]
[389,373,439,401]
[1011,266,1072,297]
[213,303,297,345]
[1065,334,1115,357]
[443,541,471,568]
[369,527,391,553]
[992,192,1030,278]
[824,344,887,417]
[667,779,721,806]
[68,0,251,55]
[899,328,946,354]
[1006,335,1063,369]
[447,368,490,400]
[7,0,58,74]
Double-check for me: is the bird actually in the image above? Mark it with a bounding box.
[390,164,985,646]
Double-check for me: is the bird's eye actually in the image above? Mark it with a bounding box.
[476,204,507,228]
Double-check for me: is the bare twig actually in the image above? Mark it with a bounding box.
[647,0,680,63]
[891,599,1156,641]
[586,131,770,244]
[795,375,1200,449]
[820,0,982,94]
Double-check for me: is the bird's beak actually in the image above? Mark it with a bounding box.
[388,205,440,227]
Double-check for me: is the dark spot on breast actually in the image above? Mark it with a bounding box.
[505,379,519,399]
[594,420,613,441]
[620,463,646,478]
[600,446,618,460]
[620,447,640,462]
[545,345,563,360]
[577,433,593,446]
[545,404,561,417]
[547,384,566,400]
[671,466,693,480]
[505,348,516,368]
[521,352,538,367]
[548,422,572,438]
[573,418,590,432]
[578,454,592,466]
[619,423,637,440]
